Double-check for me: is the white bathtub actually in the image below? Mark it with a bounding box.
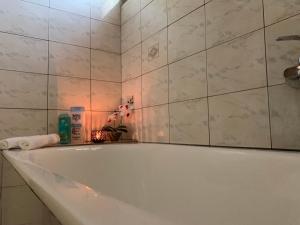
[3,144,300,225]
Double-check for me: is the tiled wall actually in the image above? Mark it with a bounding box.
[0,0,122,141]
[121,0,300,150]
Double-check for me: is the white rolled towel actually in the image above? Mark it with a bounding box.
[0,137,25,150]
[18,134,60,150]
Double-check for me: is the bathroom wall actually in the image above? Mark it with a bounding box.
[0,0,122,141]
[121,0,300,150]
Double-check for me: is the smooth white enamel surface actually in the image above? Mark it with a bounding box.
[4,144,300,225]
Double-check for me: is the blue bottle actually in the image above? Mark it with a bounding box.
[58,114,71,144]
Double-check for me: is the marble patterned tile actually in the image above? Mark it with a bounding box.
[264,0,300,26]
[142,104,169,143]
[91,0,121,25]
[142,28,167,73]
[122,108,142,141]
[122,76,142,109]
[121,0,140,24]
[91,50,121,82]
[48,75,91,110]
[168,7,205,63]
[169,52,207,102]
[142,66,168,107]
[141,0,167,40]
[266,15,300,86]
[50,0,90,17]
[0,0,48,39]
[2,158,25,187]
[269,84,300,150]
[206,0,263,48]
[141,0,153,9]
[49,9,90,48]
[209,88,271,148]
[122,44,142,81]
[121,13,141,53]
[49,42,90,79]
[0,33,48,74]
[170,98,209,145]
[207,30,267,96]
[91,81,121,111]
[91,19,121,53]
[23,0,49,7]
[167,0,204,24]
[0,70,47,109]
[0,109,47,139]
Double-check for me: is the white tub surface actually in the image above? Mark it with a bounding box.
[3,144,300,225]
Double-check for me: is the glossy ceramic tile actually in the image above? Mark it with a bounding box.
[167,0,204,24]
[91,81,121,111]
[142,104,169,143]
[49,42,91,79]
[91,50,121,82]
[206,0,263,48]
[0,32,48,74]
[0,109,47,139]
[121,13,141,53]
[121,0,140,24]
[142,66,168,107]
[91,0,121,25]
[50,0,90,17]
[0,70,47,109]
[207,30,267,96]
[48,75,91,110]
[49,9,90,48]
[2,158,25,187]
[142,28,168,73]
[0,0,48,39]
[141,0,167,40]
[266,15,300,86]
[141,0,153,9]
[47,109,68,134]
[170,98,209,145]
[23,0,49,7]
[169,52,207,102]
[269,84,300,150]
[91,111,113,130]
[91,19,121,53]
[122,109,142,141]
[209,88,271,148]
[168,7,205,63]
[122,77,142,109]
[122,44,142,81]
[264,0,300,25]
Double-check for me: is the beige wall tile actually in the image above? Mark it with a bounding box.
[142,104,169,143]
[264,0,300,25]
[142,66,168,107]
[169,52,207,102]
[121,13,141,53]
[91,81,121,111]
[266,15,300,86]
[168,7,205,63]
[92,111,113,130]
[91,50,121,82]
[0,33,48,74]
[0,70,47,109]
[269,84,300,150]
[142,28,167,73]
[170,98,209,145]
[167,0,204,24]
[141,0,167,40]
[122,108,142,141]
[0,0,48,39]
[49,42,91,79]
[48,76,91,110]
[209,88,271,148]
[122,77,142,109]
[121,0,140,24]
[141,0,153,9]
[207,30,267,95]
[92,19,121,53]
[91,0,121,25]
[49,9,90,48]
[122,44,142,81]
[206,0,263,48]
[50,0,90,17]
[2,158,25,187]
[0,109,47,139]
